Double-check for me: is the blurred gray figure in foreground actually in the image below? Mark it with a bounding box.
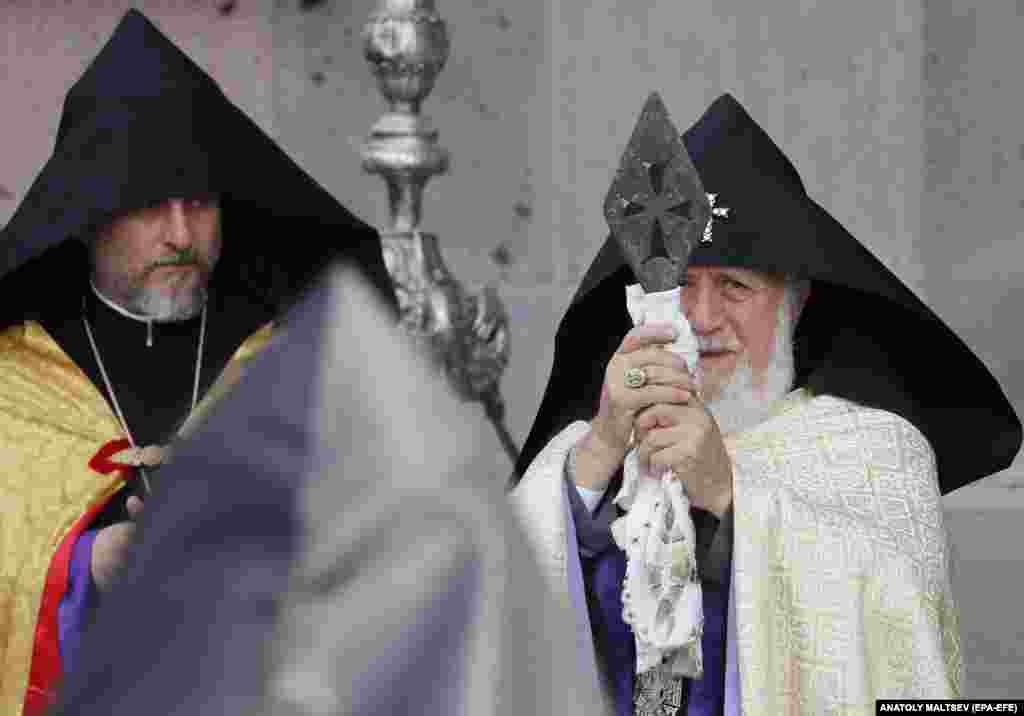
[55,263,604,716]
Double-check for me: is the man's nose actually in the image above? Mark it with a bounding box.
[164,199,191,248]
[683,283,725,335]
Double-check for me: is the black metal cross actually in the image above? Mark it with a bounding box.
[603,92,710,291]
[622,159,695,261]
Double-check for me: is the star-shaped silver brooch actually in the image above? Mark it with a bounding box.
[701,192,731,243]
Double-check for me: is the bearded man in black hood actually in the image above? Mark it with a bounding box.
[512,93,1021,716]
[0,11,394,715]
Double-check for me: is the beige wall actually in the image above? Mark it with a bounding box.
[3,0,1023,694]
[0,2,278,202]
[921,1,1024,488]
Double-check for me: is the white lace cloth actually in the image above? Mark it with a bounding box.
[609,284,704,677]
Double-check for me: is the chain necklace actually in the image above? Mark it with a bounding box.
[81,292,207,494]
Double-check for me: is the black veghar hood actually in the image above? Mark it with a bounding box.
[0,9,396,326]
[516,93,1020,495]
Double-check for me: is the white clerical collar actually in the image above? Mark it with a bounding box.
[89,280,157,346]
[89,281,154,323]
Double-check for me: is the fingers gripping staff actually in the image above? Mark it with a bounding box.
[602,92,712,680]
[616,284,702,680]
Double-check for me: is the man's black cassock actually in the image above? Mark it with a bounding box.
[55,266,605,716]
[0,8,396,524]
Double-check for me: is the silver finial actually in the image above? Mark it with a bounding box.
[361,0,518,464]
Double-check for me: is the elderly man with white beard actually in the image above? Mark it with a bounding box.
[510,94,1021,716]
[569,268,809,511]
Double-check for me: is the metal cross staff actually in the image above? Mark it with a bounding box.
[601,94,716,716]
[603,92,712,292]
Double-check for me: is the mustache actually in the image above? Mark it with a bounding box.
[697,335,740,352]
[148,247,202,270]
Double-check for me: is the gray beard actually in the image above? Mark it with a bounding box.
[705,289,798,436]
[124,283,208,321]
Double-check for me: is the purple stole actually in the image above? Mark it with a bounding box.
[58,529,99,678]
[585,527,730,716]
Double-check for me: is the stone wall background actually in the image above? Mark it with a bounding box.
[2,0,1022,697]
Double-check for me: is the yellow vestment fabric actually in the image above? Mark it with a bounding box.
[0,320,272,716]
[513,388,961,715]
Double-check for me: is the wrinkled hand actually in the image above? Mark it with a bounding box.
[634,402,733,518]
[91,496,144,593]
[575,324,697,489]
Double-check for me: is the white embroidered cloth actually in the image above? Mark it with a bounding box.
[609,284,703,677]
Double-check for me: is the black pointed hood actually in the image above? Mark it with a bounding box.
[0,9,396,325]
[517,93,1020,494]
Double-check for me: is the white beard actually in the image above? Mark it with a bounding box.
[128,283,208,321]
[705,288,798,436]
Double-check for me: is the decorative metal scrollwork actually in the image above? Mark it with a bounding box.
[362,0,518,463]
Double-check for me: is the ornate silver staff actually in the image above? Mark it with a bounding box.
[361,0,518,463]
[602,93,715,716]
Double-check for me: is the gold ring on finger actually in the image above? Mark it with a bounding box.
[624,366,647,389]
